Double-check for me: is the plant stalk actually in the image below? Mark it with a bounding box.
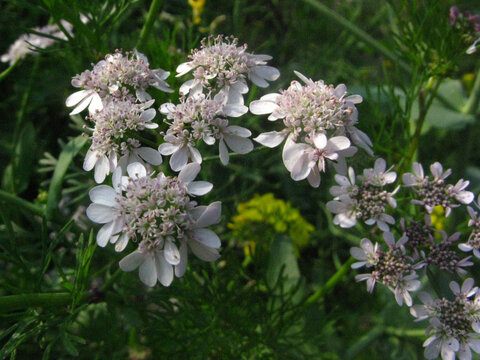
[462,69,480,115]
[136,0,163,50]
[0,189,44,217]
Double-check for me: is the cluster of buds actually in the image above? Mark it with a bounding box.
[326,158,398,231]
[459,198,480,259]
[86,162,221,287]
[251,71,372,187]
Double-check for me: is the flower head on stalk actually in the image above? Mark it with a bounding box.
[350,233,422,306]
[83,96,162,183]
[326,159,399,231]
[176,35,279,104]
[86,162,220,287]
[66,49,172,115]
[410,278,480,360]
[400,215,435,260]
[402,162,474,217]
[1,20,73,65]
[158,94,252,171]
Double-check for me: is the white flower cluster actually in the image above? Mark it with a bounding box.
[403,162,474,216]
[327,158,398,231]
[1,20,73,65]
[86,162,220,287]
[459,196,480,259]
[159,35,279,169]
[411,278,480,360]
[250,71,372,187]
[351,233,422,306]
[66,50,172,183]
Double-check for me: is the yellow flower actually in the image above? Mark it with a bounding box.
[188,0,206,25]
[430,205,446,232]
[228,193,314,258]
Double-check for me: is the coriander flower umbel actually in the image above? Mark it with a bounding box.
[83,96,162,183]
[1,20,73,65]
[66,49,172,115]
[158,94,252,170]
[402,162,474,216]
[86,162,220,287]
[326,159,399,231]
[410,278,480,360]
[350,233,422,306]
[176,35,280,104]
[251,71,372,156]
[459,196,480,258]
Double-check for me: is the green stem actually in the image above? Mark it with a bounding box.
[462,69,480,115]
[136,0,163,50]
[401,79,442,172]
[0,292,90,313]
[0,59,20,83]
[384,327,425,338]
[301,0,408,72]
[0,189,44,217]
[303,256,355,307]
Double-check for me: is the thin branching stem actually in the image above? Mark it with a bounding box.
[0,190,44,217]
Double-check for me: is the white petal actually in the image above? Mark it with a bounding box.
[158,142,179,156]
[249,100,279,115]
[175,243,188,277]
[224,135,253,154]
[249,73,269,87]
[136,147,162,166]
[97,222,114,247]
[83,149,99,171]
[88,93,103,114]
[188,239,220,262]
[193,201,222,228]
[127,162,147,179]
[188,181,213,196]
[114,233,129,252]
[193,228,221,248]
[223,104,248,117]
[139,254,157,287]
[66,90,90,107]
[176,62,194,76]
[253,131,286,148]
[164,241,181,265]
[307,167,321,188]
[119,250,145,272]
[170,147,188,171]
[94,155,110,183]
[254,65,280,81]
[219,139,229,165]
[226,125,251,137]
[155,251,174,286]
[290,153,311,181]
[86,203,116,223]
[178,162,200,183]
[69,93,93,115]
[141,108,156,122]
[89,185,117,206]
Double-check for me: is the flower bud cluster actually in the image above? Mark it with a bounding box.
[411,278,480,360]
[251,71,372,187]
[86,162,221,287]
[327,158,398,231]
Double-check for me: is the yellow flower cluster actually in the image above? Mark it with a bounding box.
[228,193,314,257]
[188,0,206,25]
